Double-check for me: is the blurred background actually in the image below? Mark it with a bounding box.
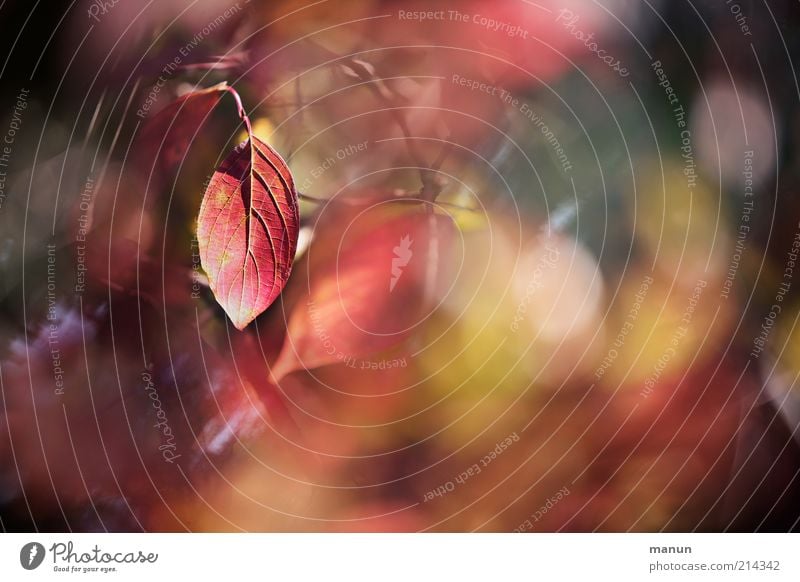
[1,0,799,532]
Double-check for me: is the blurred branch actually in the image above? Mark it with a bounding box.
[297,191,479,212]
[306,40,454,203]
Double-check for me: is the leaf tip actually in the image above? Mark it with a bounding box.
[225,306,256,331]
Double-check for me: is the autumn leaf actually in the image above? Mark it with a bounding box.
[270,210,455,380]
[197,134,299,330]
[135,82,228,202]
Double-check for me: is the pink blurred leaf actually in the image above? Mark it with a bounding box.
[270,211,454,380]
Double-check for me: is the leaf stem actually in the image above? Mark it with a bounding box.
[224,84,253,139]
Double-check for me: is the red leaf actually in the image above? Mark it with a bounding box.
[270,210,454,380]
[135,83,228,201]
[197,135,299,329]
